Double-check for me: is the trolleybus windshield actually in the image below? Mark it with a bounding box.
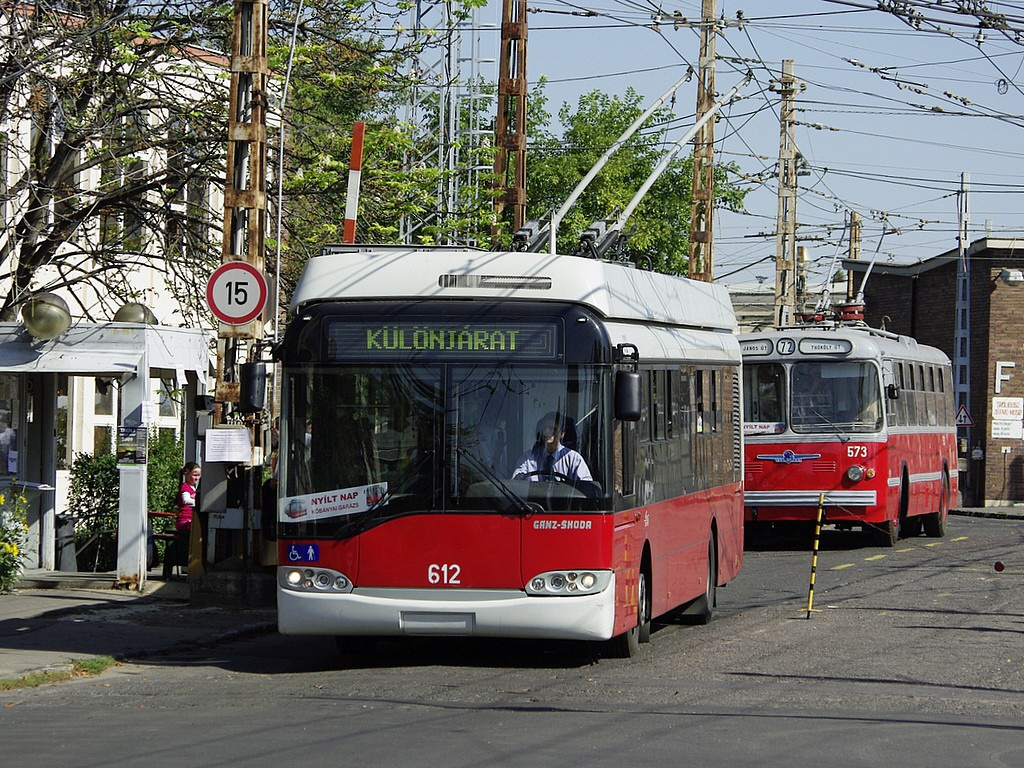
[278,362,610,538]
[790,361,883,434]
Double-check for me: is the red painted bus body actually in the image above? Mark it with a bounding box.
[275,246,743,656]
[741,323,958,545]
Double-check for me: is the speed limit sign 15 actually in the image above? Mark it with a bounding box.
[206,261,268,325]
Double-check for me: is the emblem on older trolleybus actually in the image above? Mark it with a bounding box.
[755,450,822,464]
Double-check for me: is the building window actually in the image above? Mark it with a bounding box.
[93,426,114,456]
[0,375,18,476]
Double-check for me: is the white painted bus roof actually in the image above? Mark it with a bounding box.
[740,324,951,365]
[291,246,738,334]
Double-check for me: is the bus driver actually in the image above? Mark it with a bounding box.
[512,411,592,483]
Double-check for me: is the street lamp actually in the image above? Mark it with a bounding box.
[21,292,71,340]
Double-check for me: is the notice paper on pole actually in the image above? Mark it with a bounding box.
[205,426,252,463]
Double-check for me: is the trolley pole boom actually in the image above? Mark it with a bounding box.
[604,74,751,249]
[548,71,692,254]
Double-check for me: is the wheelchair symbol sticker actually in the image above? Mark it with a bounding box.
[287,544,320,563]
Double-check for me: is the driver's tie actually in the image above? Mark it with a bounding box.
[543,453,554,477]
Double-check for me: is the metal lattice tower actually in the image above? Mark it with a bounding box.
[401,1,496,245]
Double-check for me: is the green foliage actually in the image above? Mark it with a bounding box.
[147,431,185,514]
[0,488,29,593]
[524,84,748,274]
[68,452,120,571]
[67,430,184,571]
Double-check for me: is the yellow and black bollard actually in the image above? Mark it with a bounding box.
[806,493,825,619]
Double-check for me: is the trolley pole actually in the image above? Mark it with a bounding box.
[806,492,825,618]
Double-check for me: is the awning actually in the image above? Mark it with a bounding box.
[0,322,210,379]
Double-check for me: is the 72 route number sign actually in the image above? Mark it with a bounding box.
[206,262,268,325]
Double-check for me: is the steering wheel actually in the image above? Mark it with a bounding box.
[519,469,574,483]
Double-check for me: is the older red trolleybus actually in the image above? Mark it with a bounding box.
[275,245,743,656]
[741,318,957,546]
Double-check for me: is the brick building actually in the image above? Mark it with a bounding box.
[846,236,1024,506]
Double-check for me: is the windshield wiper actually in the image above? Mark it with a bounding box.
[457,446,541,515]
[811,408,850,444]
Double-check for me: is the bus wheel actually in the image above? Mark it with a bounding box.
[681,542,717,625]
[638,566,652,644]
[923,473,949,538]
[875,518,899,547]
[607,570,647,658]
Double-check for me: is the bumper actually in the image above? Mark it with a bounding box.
[277,575,617,641]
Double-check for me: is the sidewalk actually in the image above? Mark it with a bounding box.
[0,569,277,682]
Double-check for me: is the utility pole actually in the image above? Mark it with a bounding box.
[770,59,804,327]
[688,0,716,283]
[218,0,268,412]
[493,0,528,237]
[195,0,269,580]
[846,210,861,300]
[954,172,972,497]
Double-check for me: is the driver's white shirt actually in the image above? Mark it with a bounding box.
[511,445,592,482]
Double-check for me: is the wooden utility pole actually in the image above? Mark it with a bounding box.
[191,0,269,579]
[846,210,861,300]
[217,0,268,414]
[492,0,528,237]
[688,0,716,283]
[771,60,804,326]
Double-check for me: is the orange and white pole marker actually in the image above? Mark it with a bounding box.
[342,121,365,244]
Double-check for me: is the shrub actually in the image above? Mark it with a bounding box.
[0,488,29,592]
[67,429,186,571]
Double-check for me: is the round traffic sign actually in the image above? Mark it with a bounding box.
[206,261,268,325]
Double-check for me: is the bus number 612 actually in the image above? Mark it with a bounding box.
[428,563,461,585]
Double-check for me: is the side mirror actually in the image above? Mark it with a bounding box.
[615,370,642,422]
[886,383,900,400]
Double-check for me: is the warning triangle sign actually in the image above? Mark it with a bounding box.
[955,404,974,427]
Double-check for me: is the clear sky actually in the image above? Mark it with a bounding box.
[464,1,1024,287]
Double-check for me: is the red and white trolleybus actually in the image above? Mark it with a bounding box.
[741,316,957,546]
[275,245,743,656]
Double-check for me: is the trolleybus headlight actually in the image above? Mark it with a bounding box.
[525,570,612,596]
[313,572,333,589]
[280,566,354,593]
[846,465,865,482]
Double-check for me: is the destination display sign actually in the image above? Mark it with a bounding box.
[798,338,853,355]
[327,319,563,361]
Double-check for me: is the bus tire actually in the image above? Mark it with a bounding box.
[638,564,652,644]
[923,472,950,538]
[607,569,647,658]
[875,519,899,547]
[876,475,908,547]
[681,542,717,625]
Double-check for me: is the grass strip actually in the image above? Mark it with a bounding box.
[0,656,119,690]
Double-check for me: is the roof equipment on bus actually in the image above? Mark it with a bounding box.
[543,70,694,255]
[534,72,752,260]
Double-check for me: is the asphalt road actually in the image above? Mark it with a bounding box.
[4,515,1023,768]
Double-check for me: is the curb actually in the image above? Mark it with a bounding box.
[950,508,1024,520]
